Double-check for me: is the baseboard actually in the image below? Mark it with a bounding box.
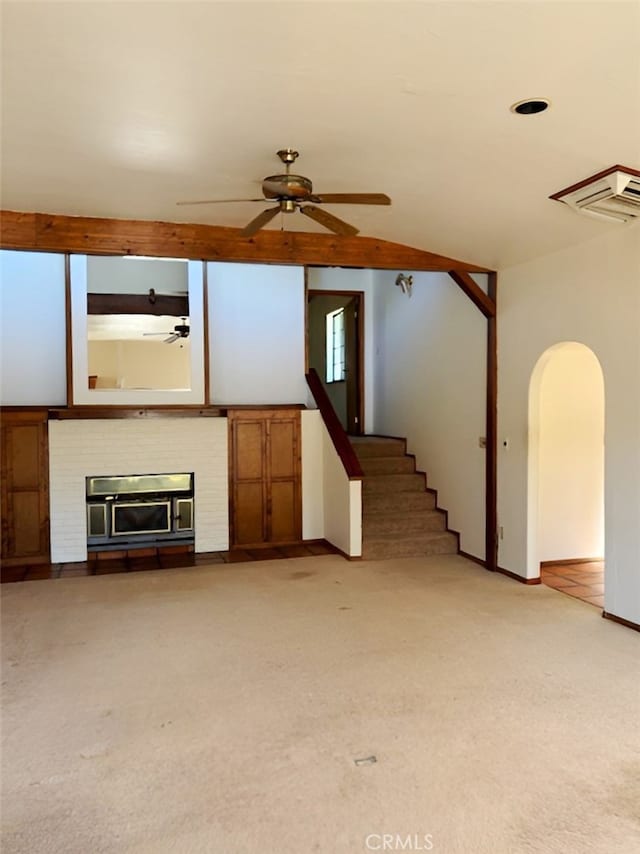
[458,549,486,567]
[497,565,541,585]
[331,545,362,561]
[460,552,540,584]
[540,557,604,566]
[0,554,51,567]
[418,480,459,547]
[303,539,360,561]
[602,611,640,633]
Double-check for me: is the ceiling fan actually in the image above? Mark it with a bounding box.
[176,149,391,237]
[143,317,190,344]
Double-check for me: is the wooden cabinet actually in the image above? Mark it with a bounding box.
[228,409,302,547]
[1,410,50,565]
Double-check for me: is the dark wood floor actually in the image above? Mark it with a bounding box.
[541,560,604,608]
[1,541,338,584]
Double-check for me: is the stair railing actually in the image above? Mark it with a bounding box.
[305,368,364,480]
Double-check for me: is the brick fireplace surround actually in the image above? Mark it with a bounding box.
[48,419,229,563]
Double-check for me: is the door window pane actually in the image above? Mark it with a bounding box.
[326,308,346,383]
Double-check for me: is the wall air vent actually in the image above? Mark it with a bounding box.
[550,165,640,223]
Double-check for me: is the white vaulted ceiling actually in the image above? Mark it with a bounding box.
[1,1,639,269]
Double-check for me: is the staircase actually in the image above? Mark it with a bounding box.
[351,436,459,560]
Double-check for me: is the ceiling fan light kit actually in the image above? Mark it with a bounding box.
[178,148,391,238]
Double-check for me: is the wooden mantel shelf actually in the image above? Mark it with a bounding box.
[47,406,225,420]
[218,403,306,411]
[3,404,310,421]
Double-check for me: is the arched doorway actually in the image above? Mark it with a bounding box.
[528,342,605,607]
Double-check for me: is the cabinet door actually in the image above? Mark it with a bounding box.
[232,418,267,546]
[267,416,301,543]
[1,411,50,564]
[229,409,301,548]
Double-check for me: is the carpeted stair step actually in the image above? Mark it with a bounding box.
[351,437,406,458]
[363,490,437,513]
[363,509,447,536]
[362,530,458,560]
[360,456,416,475]
[363,473,426,493]
[352,434,458,562]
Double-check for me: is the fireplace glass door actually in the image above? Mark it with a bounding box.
[111,501,171,537]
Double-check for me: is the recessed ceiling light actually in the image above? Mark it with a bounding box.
[510,98,550,115]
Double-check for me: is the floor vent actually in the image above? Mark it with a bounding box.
[550,165,640,222]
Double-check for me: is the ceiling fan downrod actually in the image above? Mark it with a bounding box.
[277,148,299,174]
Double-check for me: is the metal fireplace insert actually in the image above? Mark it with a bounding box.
[86,473,194,550]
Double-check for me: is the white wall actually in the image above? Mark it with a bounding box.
[88,339,191,390]
[301,409,362,555]
[307,267,376,432]
[0,250,67,405]
[498,223,640,623]
[86,255,188,295]
[301,410,324,540]
[208,262,307,405]
[533,342,605,563]
[322,429,362,557]
[372,270,487,559]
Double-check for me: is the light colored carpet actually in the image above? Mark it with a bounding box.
[2,554,639,854]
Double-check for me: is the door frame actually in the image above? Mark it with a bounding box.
[306,287,365,436]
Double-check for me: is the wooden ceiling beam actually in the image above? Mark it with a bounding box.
[448,269,496,317]
[0,210,492,273]
[87,293,189,317]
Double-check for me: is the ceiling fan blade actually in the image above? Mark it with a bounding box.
[240,206,280,237]
[312,193,391,205]
[176,198,265,206]
[164,333,180,344]
[299,205,359,236]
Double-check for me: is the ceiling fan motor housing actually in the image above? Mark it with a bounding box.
[262,174,313,200]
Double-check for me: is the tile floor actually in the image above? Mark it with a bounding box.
[0,541,338,584]
[540,560,604,608]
